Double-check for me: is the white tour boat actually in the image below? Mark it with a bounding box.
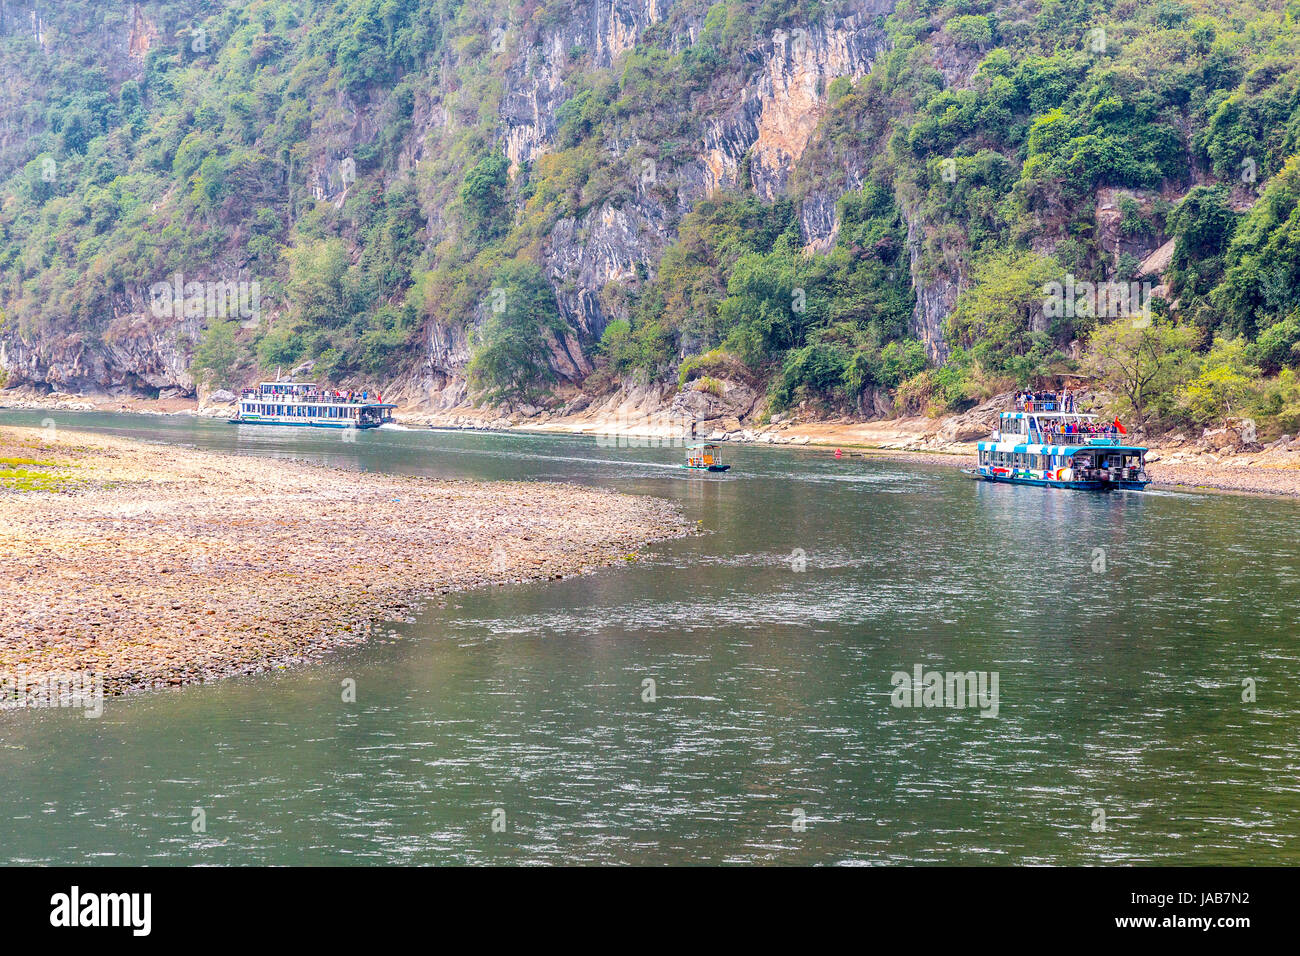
[229,382,395,429]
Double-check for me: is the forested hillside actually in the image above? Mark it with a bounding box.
[2,0,1300,435]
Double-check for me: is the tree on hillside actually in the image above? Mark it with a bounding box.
[715,235,812,366]
[1179,336,1260,425]
[285,237,354,329]
[1083,319,1200,426]
[1166,185,1237,307]
[1213,155,1300,338]
[191,320,239,389]
[1248,310,1300,374]
[468,263,567,404]
[945,250,1062,384]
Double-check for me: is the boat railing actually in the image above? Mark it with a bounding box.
[1035,432,1122,446]
[240,388,378,405]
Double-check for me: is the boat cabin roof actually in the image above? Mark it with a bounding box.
[259,381,317,388]
[242,397,396,408]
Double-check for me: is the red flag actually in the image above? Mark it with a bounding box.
[1113,417,1127,435]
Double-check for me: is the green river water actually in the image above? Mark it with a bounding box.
[0,410,1297,864]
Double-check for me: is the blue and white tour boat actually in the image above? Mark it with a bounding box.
[973,403,1150,491]
[229,382,396,429]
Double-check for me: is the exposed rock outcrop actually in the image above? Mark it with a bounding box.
[1,306,200,397]
[696,14,890,201]
[906,210,958,366]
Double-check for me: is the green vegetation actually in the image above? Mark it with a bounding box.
[467,262,567,403]
[0,0,439,384]
[802,0,1300,432]
[0,467,74,492]
[601,183,919,413]
[1082,317,1300,439]
[191,319,239,388]
[1083,319,1200,427]
[0,455,76,492]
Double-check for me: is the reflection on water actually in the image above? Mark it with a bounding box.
[0,410,1297,864]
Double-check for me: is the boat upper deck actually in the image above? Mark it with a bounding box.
[240,382,393,408]
[992,409,1143,452]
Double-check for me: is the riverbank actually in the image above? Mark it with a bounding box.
[0,425,692,697]
[5,388,1300,498]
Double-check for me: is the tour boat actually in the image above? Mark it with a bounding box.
[972,411,1150,490]
[683,443,730,472]
[229,382,396,429]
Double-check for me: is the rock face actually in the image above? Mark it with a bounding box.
[939,405,998,443]
[907,210,958,366]
[403,318,472,411]
[1199,418,1260,453]
[502,0,669,174]
[1,304,200,397]
[396,2,896,408]
[672,377,764,424]
[696,14,891,200]
[1,0,904,405]
[546,199,668,346]
[1094,187,1169,275]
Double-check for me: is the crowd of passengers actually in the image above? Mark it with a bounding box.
[1037,419,1119,442]
[1015,389,1078,412]
[240,385,382,404]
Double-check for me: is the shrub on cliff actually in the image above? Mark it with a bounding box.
[468,262,568,404]
[1179,337,1261,426]
[191,320,240,389]
[945,250,1063,385]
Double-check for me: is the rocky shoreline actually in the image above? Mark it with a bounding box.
[0,425,692,697]
[4,388,1300,499]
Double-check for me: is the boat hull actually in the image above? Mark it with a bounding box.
[966,468,1148,491]
[682,464,730,472]
[227,418,382,429]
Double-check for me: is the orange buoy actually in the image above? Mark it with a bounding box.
[834,448,842,459]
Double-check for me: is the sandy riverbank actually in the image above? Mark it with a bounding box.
[0,425,692,696]
[5,388,1300,498]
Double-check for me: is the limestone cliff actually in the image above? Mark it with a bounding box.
[0,0,908,404]
[396,1,897,409]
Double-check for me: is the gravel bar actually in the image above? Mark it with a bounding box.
[0,426,692,696]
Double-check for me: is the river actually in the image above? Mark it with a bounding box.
[0,410,1296,864]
